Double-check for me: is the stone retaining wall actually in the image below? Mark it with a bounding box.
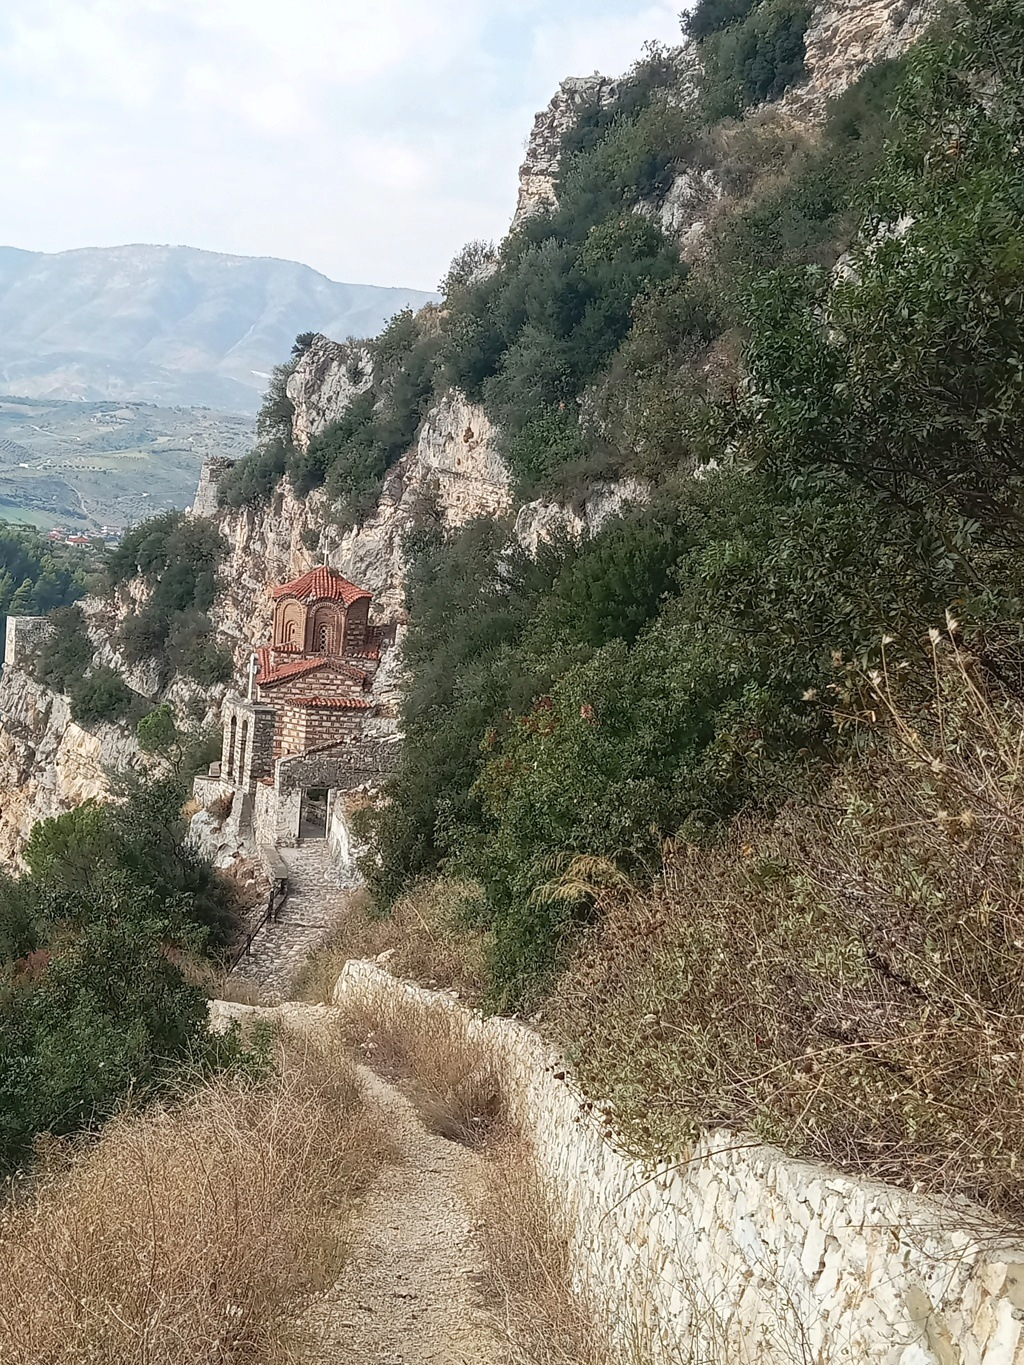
[275,738,401,794]
[333,960,1024,1364]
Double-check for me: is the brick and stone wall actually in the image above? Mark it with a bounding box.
[343,597,369,651]
[333,961,1024,1365]
[220,698,276,790]
[253,778,303,849]
[326,789,371,887]
[277,702,307,758]
[275,703,368,758]
[263,666,371,705]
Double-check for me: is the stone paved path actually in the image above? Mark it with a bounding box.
[230,840,348,1002]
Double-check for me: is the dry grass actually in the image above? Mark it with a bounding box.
[0,1031,392,1365]
[547,632,1024,1222]
[210,973,265,1006]
[480,1129,617,1365]
[335,988,501,1147]
[295,877,490,1006]
[208,791,235,823]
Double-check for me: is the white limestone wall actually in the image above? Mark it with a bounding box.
[325,791,367,888]
[333,961,1024,1365]
[253,780,301,850]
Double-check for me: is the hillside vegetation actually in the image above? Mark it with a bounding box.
[117,0,1024,1217]
[0,777,240,1171]
[0,522,88,658]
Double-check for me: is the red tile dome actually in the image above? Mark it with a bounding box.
[271,566,371,607]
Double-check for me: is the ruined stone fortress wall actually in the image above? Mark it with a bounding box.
[333,961,1024,1365]
[5,615,53,670]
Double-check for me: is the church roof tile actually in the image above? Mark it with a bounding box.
[257,656,371,688]
[271,566,371,606]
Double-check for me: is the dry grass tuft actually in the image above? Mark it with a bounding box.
[480,1129,615,1365]
[210,973,265,1006]
[335,988,501,1147]
[0,1032,391,1365]
[295,878,490,1006]
[547,633,1024,1221]
[208,791,235,823]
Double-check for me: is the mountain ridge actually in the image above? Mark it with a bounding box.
[0,244,437,413]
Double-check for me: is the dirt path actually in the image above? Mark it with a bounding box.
[306,1065,499,1365]
[212,1001,501,1365]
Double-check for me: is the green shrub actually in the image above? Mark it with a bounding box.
[284,312,439,521]
[34,604,140,727]
[0,885,212,1168]
[165,611,233,686]
[136,704,178,760]
[702,0,811,118]
[739,32,1024,535]
[35,605,93,693]
[0,776,240,1168]
[215,347,300,509]
[217,439,288,509]
[712,57,908,285]
[136,707,221,776]
[685,0,759,41]
[109,511,227,684]
[69,667,133,725]
[119,607,168,665]
[0,525,86,660]
[549,638,1024,1219]
[561,44,688,162]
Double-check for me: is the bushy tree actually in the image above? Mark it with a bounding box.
[741,0,1024,537]
[0,777,240,1169]
[69,667,132,724]
[110,512,228,683]
[0,879,212,1170]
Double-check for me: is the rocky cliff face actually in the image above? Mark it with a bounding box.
[513,0,931,257]
[512,76,620,230]
[783,0,934,119]
[287,336,375,452]
[0,663,145,865]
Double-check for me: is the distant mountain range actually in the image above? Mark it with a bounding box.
[0,245,436,413]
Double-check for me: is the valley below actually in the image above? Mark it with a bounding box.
[0,396,253,531]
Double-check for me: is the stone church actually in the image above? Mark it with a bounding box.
[197,567,399,857]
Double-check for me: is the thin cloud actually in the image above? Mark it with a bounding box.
[0,0,686,291]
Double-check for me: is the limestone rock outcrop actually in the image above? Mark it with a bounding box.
[287,335,375,452]
[512,75,619,229]
[782,0,934,119]
[514,479,649,557]
[0,665,146,865]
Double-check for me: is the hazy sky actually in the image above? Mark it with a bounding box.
[0,1,686,293]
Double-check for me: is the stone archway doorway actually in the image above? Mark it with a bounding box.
[299,788,329,840]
